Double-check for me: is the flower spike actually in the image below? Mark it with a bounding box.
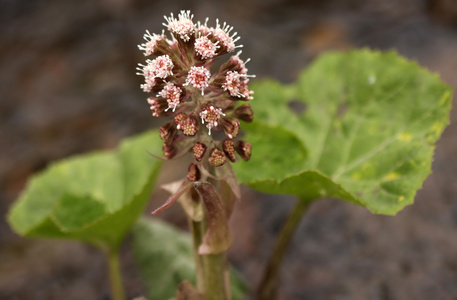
[138,10,254,196]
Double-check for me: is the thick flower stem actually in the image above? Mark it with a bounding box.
[190,205,230,299]
[257,199,314,300]
[202,252,230,300]
[107,249,126,300]
[191,220,205,292]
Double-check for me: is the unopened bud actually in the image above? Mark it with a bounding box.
[222,139,236,162]
[192,142,207,162]
[220,117,240,139]
[235,141,251,161]
[147,97,168,117]
[187,163,201,181]
[159,123,177,144]
[208,148,227,167]
[234,104,254,123]
[162,143,177,159]
[239,80,254,100]
[219,55,248,75]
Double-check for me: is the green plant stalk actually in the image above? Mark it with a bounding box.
[257,198,314,300]
[190,207,230,299]
[191,220,205,292]
[197,167,231,299]
[202,252,230,300]
[107,249,126,300]
[192,212,231,299]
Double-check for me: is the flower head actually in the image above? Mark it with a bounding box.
[159,83,183,112]
[138,10,254,179]
[164,10,195,42]
[212,19,241,53]
[184,66,211,95]
[195,36,219,59]
[138,30,167,56]
[151,55,174,79]
[199,104,225,135]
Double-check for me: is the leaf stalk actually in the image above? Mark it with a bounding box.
[257,198,314,300]
[107,249,126,300]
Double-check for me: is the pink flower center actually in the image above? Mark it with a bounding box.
[152,55,174,79]
[164,11,195,42]
[159,83,182,112]
[199,105,225,135]
[195,36,219,59]
[185,66,211,95]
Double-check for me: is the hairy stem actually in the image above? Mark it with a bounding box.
[257,199,314,300]
[107,249,126,300]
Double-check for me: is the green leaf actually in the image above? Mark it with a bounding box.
[234,121,308,182]
[132,217,248,300]
[7,130,163,250]
[235,50,451,215]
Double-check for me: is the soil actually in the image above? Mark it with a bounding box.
[1,0,457,299]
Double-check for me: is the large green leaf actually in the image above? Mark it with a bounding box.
[132,217,247,300]
[8,130,163,251]
[235,50,451,215]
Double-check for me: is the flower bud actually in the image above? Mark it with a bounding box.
[192,142,207,162]
[174,112,187,128]
[238,80,254,100]
[235,141,251,161]
[218,55,248,75]
[176,114,198,136]
[147,97,168,117]
[163,143,178,159]
[234,104,254,123]
[187,163,201,181]
[219,117,240,139]
[159,123,177,144]
[209,147,227,167]
[222,139,236,162]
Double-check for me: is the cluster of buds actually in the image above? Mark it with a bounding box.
[137,11,254,182]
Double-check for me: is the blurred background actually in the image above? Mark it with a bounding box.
[1,0,457,299]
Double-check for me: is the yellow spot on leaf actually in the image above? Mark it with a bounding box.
[398,196,405,202]
[351,172,361,180]
[384,172,399,180]
[398,132,412,142]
